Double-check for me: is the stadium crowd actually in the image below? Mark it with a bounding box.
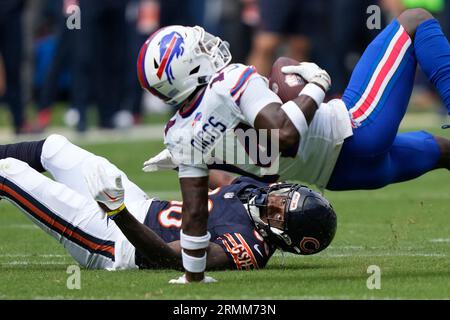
[0,0,448,134]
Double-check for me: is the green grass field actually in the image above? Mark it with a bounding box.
[0,126,449,300]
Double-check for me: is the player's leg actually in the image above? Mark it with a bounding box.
[0,135,151,222]
[0,157,119,269]
[341,16,417,157]
[328,9,449,190]
[328,131,442,190]
[0,139,46,172]
[434,136,450,170]
[39,134,150,210]
[398,8,450,111]
[341,8,449,158]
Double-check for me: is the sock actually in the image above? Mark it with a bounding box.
[0,140,46,172]
[414,18,450,113]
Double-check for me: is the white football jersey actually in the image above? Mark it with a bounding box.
[219,99,354,189]
[164,63,354,189]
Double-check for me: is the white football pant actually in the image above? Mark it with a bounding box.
[0,134,152,270]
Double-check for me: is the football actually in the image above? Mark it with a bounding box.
[269,56,306,103]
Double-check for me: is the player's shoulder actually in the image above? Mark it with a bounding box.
[213,227,275,270]
[209,63,259,94]
[229,175,269,189]
[223,63,256,77]
[163,114,178,135]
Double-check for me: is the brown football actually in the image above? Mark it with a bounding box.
[269,57,306,103]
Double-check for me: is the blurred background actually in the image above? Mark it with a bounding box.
[0,0,448,138]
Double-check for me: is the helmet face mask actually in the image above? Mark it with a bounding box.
[194,27,232,71]
[245,183,337,255]
[137,25,232,106]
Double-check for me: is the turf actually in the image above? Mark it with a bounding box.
[0,129,449,300]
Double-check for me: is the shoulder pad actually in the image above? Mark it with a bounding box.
[209,64,257,99]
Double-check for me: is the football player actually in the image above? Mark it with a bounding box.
[0,135,336,282]
[139,9,450,282]
[137,9,450,281]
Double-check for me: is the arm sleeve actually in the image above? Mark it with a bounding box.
[238,76,282,126]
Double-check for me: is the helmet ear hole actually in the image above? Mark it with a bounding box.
[189,65,200,75]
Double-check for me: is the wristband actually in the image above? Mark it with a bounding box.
[182,250,207,273]
[180,231,211,250]
[299,83,326,107]
[281,101,308,138]
[106,203,126,220]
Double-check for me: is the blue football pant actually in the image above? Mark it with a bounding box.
[328,19,445,190]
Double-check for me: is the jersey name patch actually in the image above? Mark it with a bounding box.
[191,116,227,154]
[221,233,259,270]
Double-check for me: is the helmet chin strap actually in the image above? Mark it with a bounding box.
[197,75,211,85]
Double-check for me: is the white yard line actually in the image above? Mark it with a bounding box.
[272,252,447,258]
[322,253,447,258]
[0,224,39,230]
[0,254,67,258]
[2,261,68,266]
[429,238,450,243]
[0,125,166,144]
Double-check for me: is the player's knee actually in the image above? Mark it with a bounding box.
[0,158,31,179]
[434,136,450,169]
[41,134,93,171]
[42,134,70,159]
[398,8,434,37]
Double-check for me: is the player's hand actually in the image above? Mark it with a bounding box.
[143,148,179,172]
[169,274,217,284]
[85,163,125,219]
[281,62,331,92]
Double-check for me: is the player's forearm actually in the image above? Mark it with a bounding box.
[254,103,300,155]
[208,170,237,189]
[180,176,210,233]
[291,94,319,125]
[113,208,182,269]
[179,176,210,281]
[277,92,321,156]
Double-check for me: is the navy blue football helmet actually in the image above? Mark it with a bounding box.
[244,183,337,255]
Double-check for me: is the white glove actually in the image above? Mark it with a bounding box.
[84,162,125,219]
[282,62,331,92]
[142,148,179,172]
[169,274,218,284]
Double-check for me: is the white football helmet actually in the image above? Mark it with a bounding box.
[137,25,232,106]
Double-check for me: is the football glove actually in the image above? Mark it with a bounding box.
[85,163,125,219]
[168,274,218,284]
[143,148,179,172]
[281,62,331,93]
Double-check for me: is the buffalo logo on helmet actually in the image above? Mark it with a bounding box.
[157,31,185,84]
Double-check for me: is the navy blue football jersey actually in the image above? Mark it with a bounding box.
[138,176,277,270]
